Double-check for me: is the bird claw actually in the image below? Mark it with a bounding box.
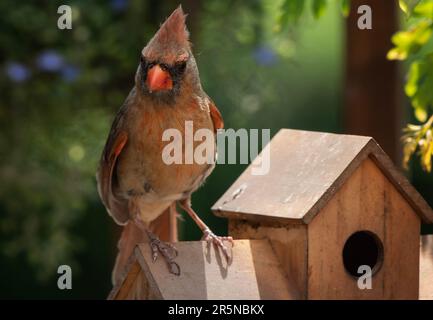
[167,261,181,276]
[149,238,180,275]
[201,228,233,262]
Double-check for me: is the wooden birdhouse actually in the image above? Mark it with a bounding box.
[212,129,433,300]
[109,128,433,300]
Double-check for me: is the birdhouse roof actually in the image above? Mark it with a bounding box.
[212,129,433,224]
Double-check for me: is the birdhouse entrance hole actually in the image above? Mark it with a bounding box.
[342,231,384,278]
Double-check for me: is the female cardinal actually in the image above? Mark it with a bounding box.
[96,6,232,284]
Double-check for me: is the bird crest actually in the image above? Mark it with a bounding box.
[146,6,190,55]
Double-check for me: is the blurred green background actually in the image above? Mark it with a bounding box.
[0,0,430,299]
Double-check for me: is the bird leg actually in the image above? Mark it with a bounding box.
[134,216,180,276]
[146,229,180,275]
[179,199,233,262]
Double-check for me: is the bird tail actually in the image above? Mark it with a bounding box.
[111,206,177,286]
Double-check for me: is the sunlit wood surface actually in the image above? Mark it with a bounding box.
[420,235,433,300]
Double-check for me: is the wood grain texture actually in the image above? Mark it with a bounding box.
[110,239,293,300]
[212,129,433,224]
[308,158,420,299]
[229,220,306,299]
[420,235,433,300]
[382,172,420,299]
[109,234,433,300]
[108,259,142,300]
[108,252,160,300]
[213,129,371,224]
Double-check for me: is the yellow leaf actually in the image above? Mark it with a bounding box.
[415,107,428,122]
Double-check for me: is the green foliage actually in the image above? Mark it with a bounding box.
[402,115,433,171]
[277,0,350,29]
[279,0,305,25]
[413,0,433,18]
[388,0,433,171]
[0,0,343,293]
[340,0,351,17]
[405,54,433,122]
[387,20,432,61]
[0,0,156,281]
[312,0,328,19]
[399,0,422,16]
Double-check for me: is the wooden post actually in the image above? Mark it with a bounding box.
[344,0,400,163]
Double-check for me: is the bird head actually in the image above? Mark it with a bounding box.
[136,6,201,101]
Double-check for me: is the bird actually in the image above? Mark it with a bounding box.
[96,6,233,285]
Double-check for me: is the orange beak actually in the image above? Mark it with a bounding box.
[146,64,173,92]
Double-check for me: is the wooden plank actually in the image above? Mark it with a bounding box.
[229,220,305,299]
[134,246,164,299]
[108,246,163,300]
[382,169,420,299]
[133,239,293,300]
[247,240,298,300]
[368,142,433,223]
[420,235,433,300]
[108,259,141,300]
[123,269,152,300]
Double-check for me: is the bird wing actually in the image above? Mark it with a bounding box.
[96,101,130,225]
[208,97,224,132]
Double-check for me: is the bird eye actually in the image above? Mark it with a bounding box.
[174,61,187,74]
[160,63,169,71]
